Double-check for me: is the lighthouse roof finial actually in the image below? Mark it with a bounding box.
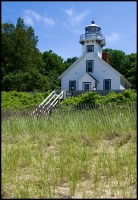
[86,20,100,29]
[91,19,95,24]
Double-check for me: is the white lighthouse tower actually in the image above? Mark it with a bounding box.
[79,20,106,58]
[58,20,132,92]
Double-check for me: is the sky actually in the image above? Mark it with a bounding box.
[2,1,137,61]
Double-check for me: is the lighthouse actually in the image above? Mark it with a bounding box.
[79,21,106,58]
[58,20,132,92]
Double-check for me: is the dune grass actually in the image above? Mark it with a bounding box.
[2,103,137,198]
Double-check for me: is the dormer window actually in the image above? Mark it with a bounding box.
[86,45,94,52]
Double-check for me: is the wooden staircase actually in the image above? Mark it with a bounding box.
[31,90,65,117]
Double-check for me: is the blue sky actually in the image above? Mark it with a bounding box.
[2,1,136,61]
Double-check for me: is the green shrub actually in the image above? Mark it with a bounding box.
[1,91,49,110]
[61,90,136,106]
[1,89,137,110]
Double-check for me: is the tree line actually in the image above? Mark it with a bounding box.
[1,18,137,92]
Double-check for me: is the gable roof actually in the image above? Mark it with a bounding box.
[58,52,121,80]
[121,76,132,86]
[93,53,122,76]
[77,72,99,83]
[58,52,132,86]
[88,73,99,83]
[58,53,85,79]
[93,53,132,86]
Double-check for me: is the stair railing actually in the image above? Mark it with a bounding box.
[39,90,56,106]
[45,90,64,111]
[31,90,65,116]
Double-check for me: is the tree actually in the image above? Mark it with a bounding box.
[41,50,65,76]
[1,22,15,78]
[1,70,51,92]
[47,70,61,90]
[12,18,40,73]
[63,56,78,70]
[102,48,126,75]
[102,48,137,88]
[1,18,40,76]
[1,18,45,91]
[125,53,137,88]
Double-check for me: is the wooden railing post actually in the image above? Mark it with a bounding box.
[63,90,66,100]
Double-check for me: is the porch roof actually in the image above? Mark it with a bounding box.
[77,72,99,83]
[88,73,99,83]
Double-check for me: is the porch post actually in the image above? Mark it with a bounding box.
[63,89,66,99]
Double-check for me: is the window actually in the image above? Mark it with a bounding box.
[86,27,91,34]
[86,26,96,34]
[91,26,96,33]
[103,79,111,90]
[86,45,94,52]
[69,80,76,90]
[86,60,94,72]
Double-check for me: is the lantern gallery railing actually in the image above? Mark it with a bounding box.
[80,32,105,42]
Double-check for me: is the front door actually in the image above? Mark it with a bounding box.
[83,82,90,91]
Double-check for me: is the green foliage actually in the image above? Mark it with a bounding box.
[75,92,102,104]
[61,90,136,106]
[2,89,136,110]
[41,50,65,76]
[1,18,45,92]
[1,91,50,109]
[47,70,61,90]
[1,18,40,76]
[102,91,117,104]
[103,48,127,74]
[103,49,137,88]
[63,56,78,70]
[121,89,137,101]
[61,91,103,106]
[40,52,79,90]
[125,53,137,88]
[1,70,51,92]
[60,92,102,106]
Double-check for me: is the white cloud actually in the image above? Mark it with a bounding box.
[24,15,34,25]
[106,32,122,43]
[64,9,73,17]
[43,17,54,26]
[62,8,89,26]
[23,9,55,27]
[23,10,41,21]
